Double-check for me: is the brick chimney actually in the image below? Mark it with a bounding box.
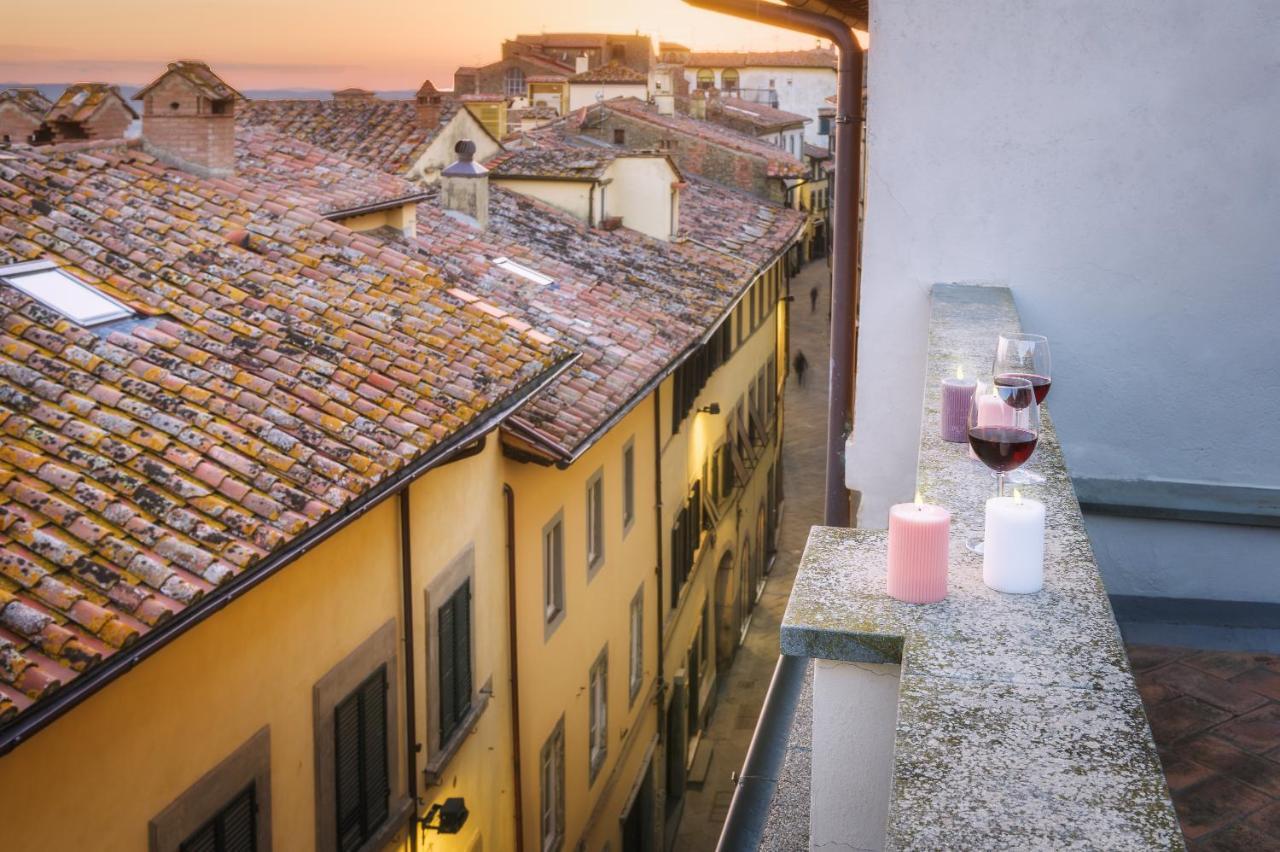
[416,80,444,130]
[134,61,242,178]
[440,140,489,229]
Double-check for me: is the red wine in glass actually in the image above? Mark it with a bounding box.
[968,426,1038,471]
[996,372,1051,404]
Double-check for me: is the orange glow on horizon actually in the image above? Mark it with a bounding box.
[2,0,836,92]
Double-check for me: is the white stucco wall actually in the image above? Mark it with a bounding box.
[568,82,648,112]
[410,109,501,183]
[848,0,1280,602]
[602,156,679,241]
[684,66,835,145]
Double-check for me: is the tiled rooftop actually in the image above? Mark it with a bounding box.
[238,97,460,176]
[684,49,838,69]
[486,145,620,180]
[714,97,811,131]
[567,62,648,84]
[678,175,806,267]
[583,98,807,178]
[234,125,426,216]
[135,60,241,103]
[402,177,803,458]
[0,140,567,726]
[0,89,53,119]
[46,84,137,124]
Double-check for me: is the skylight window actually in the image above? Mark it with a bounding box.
[492,257,554,286]
[1,260,134,326]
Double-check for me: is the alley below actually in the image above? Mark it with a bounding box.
[673,259,834,851]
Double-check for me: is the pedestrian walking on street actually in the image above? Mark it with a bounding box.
[809,285,819,313]
[793,350,809,387]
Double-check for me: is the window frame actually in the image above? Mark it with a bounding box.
[628,585,644,705]
[586,468,605,578]
[622,439,636,534]
[149,728,272,852]
[588,646,609,784]
[543,511,566,637]
[311,620,405,852]
[540,717,566,852]
[436,578,473,746]
[505,66,527,98]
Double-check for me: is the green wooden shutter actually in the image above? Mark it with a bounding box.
[360,669,390,836]
[219,786,257,852]
[439,594,457,740]
[334,688,363,851]
[456,581,472,723]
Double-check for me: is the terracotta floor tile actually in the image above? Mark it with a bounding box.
[1159,749,1216,792]
[1195,821,1280,852]
[1232,667,1280,702]
[1173,775,1272,839]
[1185,650,1274,681]
[1248,800,1280,837]
[1179,734,1280,797]
[1138,676,1181,707]
[1128,643,1195,672]
[1145,663,1269,715]
[1149,696,1233,746]
[1216,704,1280,754]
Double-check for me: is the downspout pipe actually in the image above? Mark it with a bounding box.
[399,490,419,852]
[503,485,526,852]
[681,3,863,849]
[684,0,862,527]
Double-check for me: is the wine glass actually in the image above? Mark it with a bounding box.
[966,376,1040,552]
[994,333,1050,484]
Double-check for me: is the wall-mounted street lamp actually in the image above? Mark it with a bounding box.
[698,403,721,415]
[420,797,469,835]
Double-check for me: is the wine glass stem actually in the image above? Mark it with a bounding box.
[996,472,1006,498]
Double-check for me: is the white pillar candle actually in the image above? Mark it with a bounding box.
[982,490,1045,594]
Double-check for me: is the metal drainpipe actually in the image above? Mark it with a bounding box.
[684,0,862,527]
[399,489,419,852]
[681,3,864,848]
[651,385,668,821]
[503,485,526,852]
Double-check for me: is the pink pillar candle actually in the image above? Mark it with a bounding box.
[886,498,951,604]
[968,389,1017,459]
[940,368,976,442]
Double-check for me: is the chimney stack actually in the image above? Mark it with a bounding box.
[575,53,590,75]
[135,61,241,178]
[416,80,444,130]
[440,140,489,230]
[689,89,707,120]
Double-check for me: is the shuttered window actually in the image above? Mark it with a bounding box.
[540,719,565,851]
[438,580,473,744]
[180,785,257,852]
[588,648,608,783]
[622,442,635,530]
[334,666,390,852]
[544,515,565,624]
[586,471,605,572]
[669,481,703,608]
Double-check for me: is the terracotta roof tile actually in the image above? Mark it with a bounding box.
[0,89,53,118]
[238,98,460,175]
[46,84,138,125]
[0,139,568,728]
[713,97,810,131]
[568,62,648,84]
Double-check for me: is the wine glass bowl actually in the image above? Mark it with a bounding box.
[968,377,1040,495]
[994,333,1051,404]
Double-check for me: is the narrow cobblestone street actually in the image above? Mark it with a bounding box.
[674,259,833,851]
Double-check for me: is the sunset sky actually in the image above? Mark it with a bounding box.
[2,0,826,91]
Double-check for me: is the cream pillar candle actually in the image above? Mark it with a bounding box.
[886,494,950,604]
[982,489,1046,594]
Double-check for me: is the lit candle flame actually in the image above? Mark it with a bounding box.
[1014,488,1023,505]
[956,364,964,380]
[914,491,924,509]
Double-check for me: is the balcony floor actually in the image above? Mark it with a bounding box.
[1130,644,1280,850]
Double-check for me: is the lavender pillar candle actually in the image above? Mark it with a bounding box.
[940,366,975,442]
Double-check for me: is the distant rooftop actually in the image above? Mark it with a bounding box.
[685,48,837,70]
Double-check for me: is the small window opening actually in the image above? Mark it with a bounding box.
[492,257,554,286]
[1,260,134,326]
[169,101,180,111]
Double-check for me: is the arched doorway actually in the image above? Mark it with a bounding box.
[714,551,736,670]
